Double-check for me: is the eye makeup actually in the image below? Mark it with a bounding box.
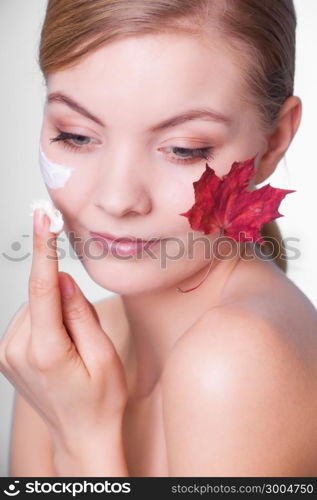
[39,147,74,189]
[49,130,216,166]
[161,146,215,165]
[50,131,96,153]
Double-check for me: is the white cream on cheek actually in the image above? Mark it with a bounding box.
[39,148,74,189]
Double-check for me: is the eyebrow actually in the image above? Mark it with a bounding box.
[47,92,232,131]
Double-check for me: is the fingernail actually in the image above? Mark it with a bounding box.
[34,208,47,235]
[59,274,75,300]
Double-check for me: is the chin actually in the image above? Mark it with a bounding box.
[78,253,175,296]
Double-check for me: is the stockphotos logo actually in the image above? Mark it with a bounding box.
[3,481,20,496]
[3,480,131,496]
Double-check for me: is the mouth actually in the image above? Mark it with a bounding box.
[89,231,162,256]
[90,231,156,243]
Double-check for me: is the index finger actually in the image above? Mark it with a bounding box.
[29,208,63,334]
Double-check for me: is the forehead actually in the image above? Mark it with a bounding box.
[47,33,246,127]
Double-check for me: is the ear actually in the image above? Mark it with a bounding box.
[254,96,302,185]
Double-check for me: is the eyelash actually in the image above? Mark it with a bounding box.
[49,131,215,165]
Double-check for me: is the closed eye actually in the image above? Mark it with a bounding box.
[49,131,97,151]
[159,146,215,165]
[49,131,215,165]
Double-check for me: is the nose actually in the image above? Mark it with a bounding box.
[92,155,152,217]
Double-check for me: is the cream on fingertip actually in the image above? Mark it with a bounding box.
[29,199,64,234]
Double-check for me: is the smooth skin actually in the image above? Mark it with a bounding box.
[2,32,317,476]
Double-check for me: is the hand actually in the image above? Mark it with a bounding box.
[0,209,129,455]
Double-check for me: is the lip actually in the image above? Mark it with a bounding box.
[90,231,152,243]
[89,231,161,256]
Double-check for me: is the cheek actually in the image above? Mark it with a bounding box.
[155,171,200,232]
[39,149,74,189]
[165,165,207,207]
[42,162,98,218]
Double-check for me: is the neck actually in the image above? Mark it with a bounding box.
[121,240,245,400]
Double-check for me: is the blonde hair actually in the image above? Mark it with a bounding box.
[38,0,297,273]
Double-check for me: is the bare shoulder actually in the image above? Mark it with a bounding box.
[161,261,317,476]
[164,257,317,375]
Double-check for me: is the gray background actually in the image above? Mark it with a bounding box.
[0,0,316,477]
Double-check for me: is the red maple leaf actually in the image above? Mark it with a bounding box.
[177,156,295,293]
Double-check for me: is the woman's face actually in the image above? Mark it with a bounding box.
[40,33,267,295]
